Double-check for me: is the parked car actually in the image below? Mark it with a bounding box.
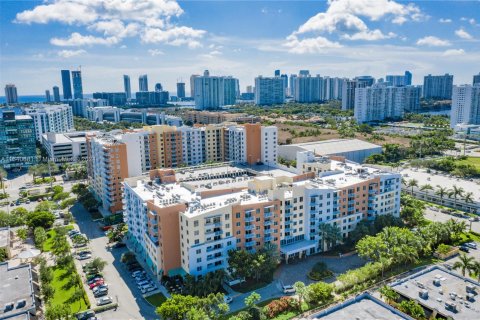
[140,284,157,294]
[87,277,104,285]
[224,295,233,304]
[96,296,113,306]
[94,287,109,298]
[87,274,103,281]
[101,225,113,231]
[93,284,108,294]
[464,242,477,249]
[76,310,95,320]
[112,242,126,249]
[77,253,92,260]
[282,285,295,294]
[459,245,470,253]
[131,270,145,278]
[89,280,105,289]
[136,279,151,286]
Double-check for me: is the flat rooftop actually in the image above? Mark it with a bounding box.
[0,263,35,319]
[0,228,9,248]
[401,168,480,203]
[175,164,249,182]
[391,266,480,320]
[312,292,413,319]
[281,139,382,155]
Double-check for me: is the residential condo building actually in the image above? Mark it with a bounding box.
[124,75,132,100]
[450,84,480,128]
[24,104,74,140]
[61,69,72,100]
[423,73,454,100]
[72,70,83,99]
[254,76,285,105]
[0,111,36,169]
[4,84,18,104]
[194,70,238,110]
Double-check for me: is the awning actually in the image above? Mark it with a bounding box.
[280,240,317,255]
[168,267,187,277]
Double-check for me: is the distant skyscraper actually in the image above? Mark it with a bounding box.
[53,86,60,102]
[194,71,238,109]
[274,69,280,77]
[299,70,310,77]
[254,76,285,105]
[71,70,83,99]
[177,82,186,98]
[423,74,453,99]
[155,83,163,92]
[355,76,375,87]
[281,74,288,96]
[405,71,412,86]
[342,79,357,110]
[45,90,51,102]
[289,74,298,97]
[473,73,480,86]
[61,70,72,100]
[139,75,148,92]
[295,75,324,103]
[450,84,480,128]
[246,85,253,93]
[190,75,200,98]
[4,84,18,104]
[123,75,131,99]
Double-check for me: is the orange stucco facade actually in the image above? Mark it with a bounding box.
[244,123,261,165]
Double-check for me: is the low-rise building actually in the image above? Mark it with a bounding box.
[391,266,480,320]
[0,228,11,260]
[0,262,36,320]
[41,131,97,163]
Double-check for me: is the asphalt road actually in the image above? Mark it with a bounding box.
[71,203,158,320]
[424,208,480,233]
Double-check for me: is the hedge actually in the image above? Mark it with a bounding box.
[93,303,118,313]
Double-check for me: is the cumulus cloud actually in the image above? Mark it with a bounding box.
[416,36,451,47]
[455,28,473,40]
[50,32,119,46]
[284,35,342,54]
[438,18,452,23]
[14,0,204,48]
[148,49,164,56]
[57,49,87,58]
[285,0,423,53]
[141,26,205,48]
[442,49,465,56]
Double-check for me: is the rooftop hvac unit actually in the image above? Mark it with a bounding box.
[419,289,429,299]
[433,279,441,286]
[445,301,457,312]
[466,284,476,293]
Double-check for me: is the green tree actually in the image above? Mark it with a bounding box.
[16,228,28,241]
[419,184,433,194]
[0,166,7,194]
[308,282,333,304]
[0,248,8,263]
[72,183,88,197]
[245,292,261,308]
[435,185,448,204]
[293,281,310,306]
[407,179,418,195]
[319,223,342,251]
[42,283,55,303]
[471,260,480,282]
[26,211,55,229]
[45,303,73,320]
[463,191,474,204]
[448,185,465,209]
[379,285,399,304]
[398,299,425,319]
[452,253,475,277]
[89,257,108,273]
[35,200,57,213]
[67,288,85,311]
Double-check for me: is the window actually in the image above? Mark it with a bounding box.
[194,239,200,245]
[194,220,199,227]
[196,249,201,254]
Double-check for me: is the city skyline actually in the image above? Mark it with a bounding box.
[1,0,480,95]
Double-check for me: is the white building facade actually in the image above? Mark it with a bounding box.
[24,104,74,140]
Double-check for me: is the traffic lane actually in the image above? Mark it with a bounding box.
[71,203,157,320]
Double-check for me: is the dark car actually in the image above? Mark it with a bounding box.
[113,242,126,249]
[459,245,470,253]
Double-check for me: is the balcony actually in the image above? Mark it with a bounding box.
[264,212,273,218]
[264,229,273,234]
[245,216,254,223]
[205,221,222,228]
[264,236,272,242]
[264,220,272,226]
[245,224,255,231]
[245,233,255,239]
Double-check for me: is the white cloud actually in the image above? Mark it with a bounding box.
[438,18,452,23]
[57,49,87,58]
[286,0,423,52]
[15,0,203,49]
[51,32,119,46]
[416,36,451,47]
[284,35,342,54]
[469,18,477,26]
[455,28,473,40]
[141,26,206,48]
[442,49,465,57]
[342,30,396,41]
[148,49,164,56]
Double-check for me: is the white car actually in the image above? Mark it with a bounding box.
[96,296,113,306]
[131,270,145,278]
[465,242,477,249]
[77,253,92,260]
[140,284,157,294]
[223,295,233,304]
[282,285,295,294]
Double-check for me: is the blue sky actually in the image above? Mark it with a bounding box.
[1,0,479,95]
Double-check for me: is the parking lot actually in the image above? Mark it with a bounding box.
[71,203,158,320]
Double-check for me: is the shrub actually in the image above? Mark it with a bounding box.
[436,244,452,255]
[264,297,294,318]
[92,303,117,313]
[308,262,333,280]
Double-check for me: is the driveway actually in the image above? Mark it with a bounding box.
[275,253,366,286]
[228,280,283,313]
[71,203,158,320]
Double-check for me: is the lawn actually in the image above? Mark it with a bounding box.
[457,156,480,170]
[43,225,73,252]
[231,279,270,293]
[50,266,90,312]
[145,293,167,307]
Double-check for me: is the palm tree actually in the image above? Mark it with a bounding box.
[419,184,433,197]
[463,192,474,204]
[379,285,399,304]
[471,260,480,282]
[407,179,418,195]
[452,253,475,277]
[449,185,465,209]
[319,223,342,251]
[435,185,448,205]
